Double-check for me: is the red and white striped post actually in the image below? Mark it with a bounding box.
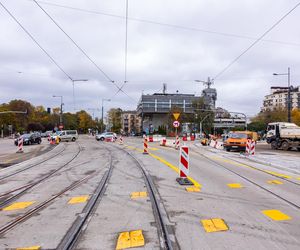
[175,135,180,150]
[246,139,255,155]
[143,137,148,154]
[16,137,24,153]
[176,145,193,185]
[119,135,123,145]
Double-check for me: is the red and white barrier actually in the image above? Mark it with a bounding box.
[119,136,123,145]
[143,138,148,154]
[160,138,167,146]
[175,135,180,150]
[179,146,189,178]
[17,137,24,153]
[246,139,255,155]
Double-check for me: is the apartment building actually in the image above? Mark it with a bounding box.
[261,86,300,112]
[121,111,141,135]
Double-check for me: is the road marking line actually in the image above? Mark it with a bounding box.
[201,218,229,233]
[262,210,291,221]
[68,195,89,204]
[186,186,201,192]
[267,180,283,185]
[149,147,159,151]
[2,201,35,211]
[227,183,243,188]
[297,177,300,180]
[116,230,145,249]
[130,192,147,199]
[16,246,41,250]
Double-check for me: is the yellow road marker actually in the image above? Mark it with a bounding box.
[262,210,291,221]
[296,177,300,180]
[267,180,283,185]
[149,147,159,151]
[116,230,145,249]
[227,183,243,188]
[68,195,89,204]
[16,246,41,250]
[186,186,201,192]
[3,201,35,211]
[201,218,229,233]
[130,192,147,199]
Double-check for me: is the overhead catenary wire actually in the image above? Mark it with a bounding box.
[0,1,73,81]
[32,0,137,104]
[213,2,300,80]
[31,0,300,48]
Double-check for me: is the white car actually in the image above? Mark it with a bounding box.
[96,132,117,141]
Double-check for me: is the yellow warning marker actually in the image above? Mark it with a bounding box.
[267,180,283,185]
[201,218,229,233]
[227,183,243,188]
[16,246,41,250]
[3,201,35,211]
[130,192,147,199]
[68,195,89,204]
[262,210,291,221]
[186,186,201,192]
[149,147,159,151]
[116,230,145,249]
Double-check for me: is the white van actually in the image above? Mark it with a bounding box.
[59,130,78,142]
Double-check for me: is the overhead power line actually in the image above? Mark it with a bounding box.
[31,0,300,47]
[32,0,137,103]
[214,2,300,80]
[0,1,73,81]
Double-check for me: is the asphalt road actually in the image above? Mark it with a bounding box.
[0,136,299,249]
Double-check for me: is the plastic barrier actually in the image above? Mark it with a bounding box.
[246,139,255,155]
[16,137,24,153]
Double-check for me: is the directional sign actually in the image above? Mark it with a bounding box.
[173,121,180,128]
[173,112,180,121]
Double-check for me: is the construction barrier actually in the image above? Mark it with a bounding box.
[160,138,167,146]
[182,136,195,141]
[148,135,153,142]
[246,139,255,155]
[176,145,193,185]
[16,137,24,153]
[175,135,180,150]
[143,138,148,154]
[119,136,123,145]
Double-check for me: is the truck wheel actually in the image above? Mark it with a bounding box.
[225,147,230,152]
[72,137,76,142]
[281,141,289,151]
[271,141,278,150]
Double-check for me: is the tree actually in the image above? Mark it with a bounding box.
[292,109,300,126]
[76,110,94,133]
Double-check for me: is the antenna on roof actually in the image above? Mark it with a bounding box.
[163,83,167,94]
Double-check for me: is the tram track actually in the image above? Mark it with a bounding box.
[0,142,82,209]
[191,147,300,211]
[57,144,175,250]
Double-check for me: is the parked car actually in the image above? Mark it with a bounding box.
[96,132,117,141]
[14,133,42,146]
[58,130,78,142]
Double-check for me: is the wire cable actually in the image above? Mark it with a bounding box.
[213,2,300,80]
[31,0,300,48]
[0,1,73,81]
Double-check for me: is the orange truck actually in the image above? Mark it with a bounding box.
[224,131,258,152]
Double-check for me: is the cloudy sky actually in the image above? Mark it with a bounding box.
[1,0,300,118]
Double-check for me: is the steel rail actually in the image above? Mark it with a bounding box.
[191,148,300,210]
[0,143,66,181]
[56,148,113,250]
[0,170,98,235]
[118,146,174,250]
[0,143,82,209]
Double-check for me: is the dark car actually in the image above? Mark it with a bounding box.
[14,133,42,146]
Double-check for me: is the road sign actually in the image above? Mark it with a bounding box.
[173,112,180,120]
[173,121,180,128]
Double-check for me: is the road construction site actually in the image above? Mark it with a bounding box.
[0,135,299,250]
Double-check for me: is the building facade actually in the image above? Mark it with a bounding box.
[261,86,300,112]
[121,111,141,135]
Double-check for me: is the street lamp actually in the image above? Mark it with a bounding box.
[273,67,291,122]
[101,98,111,132]
[53,95,64,129]
[71,79,88,111]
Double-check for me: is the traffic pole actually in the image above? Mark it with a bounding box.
[143,137,148,154]
[16,137,24,153]
[175,135,180,150]
[176,145,193,185]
